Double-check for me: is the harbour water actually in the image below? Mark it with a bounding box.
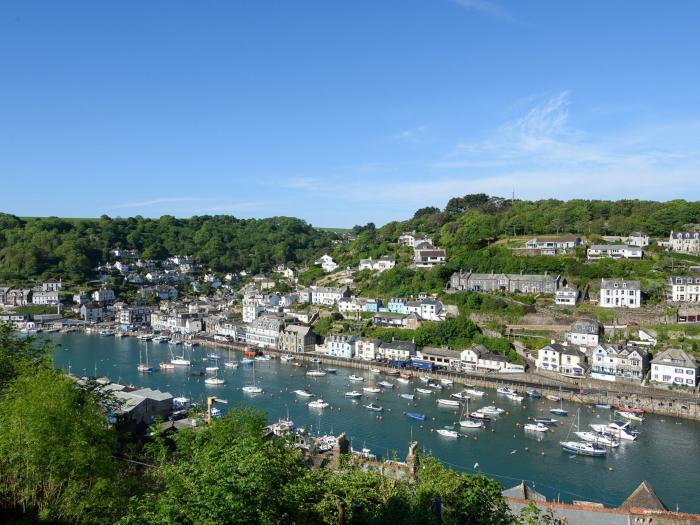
[51,333,700,512]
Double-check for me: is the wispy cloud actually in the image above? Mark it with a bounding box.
[392,126,427,144]
[451,0,515,22]
[108,197,272,215]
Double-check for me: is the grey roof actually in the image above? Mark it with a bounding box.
[569,318,600,334]
[480,352,508,362]
[382,340,416,352]
[618,480,667,511]
[588,244,638,250]
[502,481,547,502]
[651,348,698,368]
[284,324,312,336]
[544,343,580,357]
[600,279,641,291]
[420,347,460,358]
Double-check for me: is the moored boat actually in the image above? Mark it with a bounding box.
[437,427,459,438]
[378,381,394,389]
[437,398,460,407]
[526,389,542,398]
[344,390,362,398]
[364,403,383,412]
[574,431,619,447]
[293,389,314,398]
[459,418,483,428]
[308,399,330,409]
[400,393,415,400]
[465,388,486,397]
[524,422,549,433]
[560,441,607,457]
[534,417,558,425]
[349,374,364,382]
[450,391,470,401]
[415,388,433,395]
[616,410,644,422]
[242,385,263,394]
[363,385,381,394]
[405,411,426,421]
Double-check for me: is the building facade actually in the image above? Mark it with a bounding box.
[599,279,641,308]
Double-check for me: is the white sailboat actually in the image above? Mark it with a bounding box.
[458,398,483,428]
[224,348,238,368]
[242,361,263,393]
[171,345,191,366]
[137,346,153,373]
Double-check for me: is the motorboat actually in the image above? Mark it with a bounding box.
[293,389,314,398]
[479,406,504,415]
[415,388,433,395]
[308,399,330,409]
[546,394,561,402]
[437,427,460,438]
[306,370,327,377]
[400,393,415,400]
[440,378,454,386]
[255,355,272,361]
[590,422,638,441]
[574,431,619,447]
[506,392,524,402]
[526,390,542,399]
[534,417,558,425]
[450,391,470,401]
[465,388,485,397]
[349,375,364,382]
[344,391,362,398]
[595,402,612,409]
[242,385,263,394]
[524,423,549,433]
[309,358,321,364]
[98,330,113,337]
[326,368,337,374]
[363,385,381,394]
[459,419,483,428]
[550,408,568,416]
[470,411,491,421]
[364,403,383,412]
[560,441,607,457]
[204,377,225,385]
[616,410,644,422]
[428,382,443,390]
[205,366,219,372]
[437,398,461,407]
[385,369,400,376]
[172,396,191,410]
[378,381,394,389]
[497,386,515,395]
[370,367,381,373]
[419,375,431,384]
[396,377,410,384]
[405,412,426,421]
[137,334,153,342]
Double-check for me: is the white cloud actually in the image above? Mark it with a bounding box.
[108,197,272,215]
[392,126,427,144]
[451,0,515,22]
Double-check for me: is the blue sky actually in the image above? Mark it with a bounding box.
[2,1,700,227]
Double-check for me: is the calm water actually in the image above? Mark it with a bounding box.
[50,333,700,513]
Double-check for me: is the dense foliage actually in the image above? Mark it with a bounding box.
[0,214,335,283]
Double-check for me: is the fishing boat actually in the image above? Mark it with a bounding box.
[396,377,410,384]
[293,389,314,398]
[437,398,461,407]
[450,391,470,401]
[497,386,514,395]
[349,374,364,382]
[363,385,381,394]
[534,417,558,425]
[507,392,525,402]
[344,390,362,398]
[465,388,486,397]
[526,389,542,399]
[415,388,433,395]
[378,381,394,389]
[308,399,330,409]
[616,410,644,422]
[574,431,619,447]
[595,402,612,409]
[405,411,426,421]
[560,441,607,457]
[524,422,549,433]
[400,393,415,400]
[364,403,383,412]
[440,378,454,386]
[306,369,327,377]
[437,427,460,438]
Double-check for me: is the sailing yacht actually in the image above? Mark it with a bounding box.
[171,346,191,366]
[224,348,238,368]
[560,408,607,457]
[137,346,153,373]
[204,359,225,385]
[241,361,262,393]
[458,398,482,428]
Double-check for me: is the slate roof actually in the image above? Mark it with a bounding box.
[618,480,667,511]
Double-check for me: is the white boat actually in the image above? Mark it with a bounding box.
[137,346,153,373]
[560,441,607,457]
[308,399,330,409]
[415,388,433,395]
[242,385,263,394]
[459,419,483,428]
[470,411,491,420]
[479,406,505,415]
[450,391,470,401]
[400,393,415,400]
[378,381,394,389]
[440,378,454,386]
[419,375,431,383]
[224,361,239,369]
[293,389,314,398]
[550,408,568,416]
[574,431,619,447]
[137,334,153,341]
[590,422,638,441]
[497,386,514,395]
[204,377,225,385]
[344,390,362,398]
[524,423,549,433]
[428,382,444,390]
[173,396,191,409]
[370,367,381,373]
[210,407,222,418]
[465,388,485,397]
[364,403,383,412]
[280,354,295,362]
[507,392,524,402]
[534,417,558,425]
[240,358,255,365]
[546,394,561,402]
[616,410,644,422]
[437,428,460,438]
[363,385,381,394]
[437,398,461,407]
[171,358,191,366]
[396,377,410,384]
[159,362,175,370]
[205,366,219,372]
[348,375,364,382]
[306,370,327,377]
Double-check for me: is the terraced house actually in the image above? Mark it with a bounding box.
[590,344,650,383]
[450,270,560,294]
[666,276,700,302]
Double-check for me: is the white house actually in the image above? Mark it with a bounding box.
[315,254,339,273]
[414,247,446,268]
[460,344,486,371]
[555,285,579,306]
[405,299,443,321]
[666,276,700,303]
[310,285,351,306]
[477,352,509,371]
[325,334,357,359]
[627,232,650,247]
[358,256,396,273]
[536,343,586,377]
[92,288,116,304]
[590,344,649,383]
[669,231,700,254]
[565,319,602,348]
[355,337,382,361]
[338,297,362,314]
[650,348,699,387]
[587,245,642,260]
[378,340,416,362]
[31,289,60,305]
[398,231,418,246]
[599,279,641,309]
[243,303,265,323]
